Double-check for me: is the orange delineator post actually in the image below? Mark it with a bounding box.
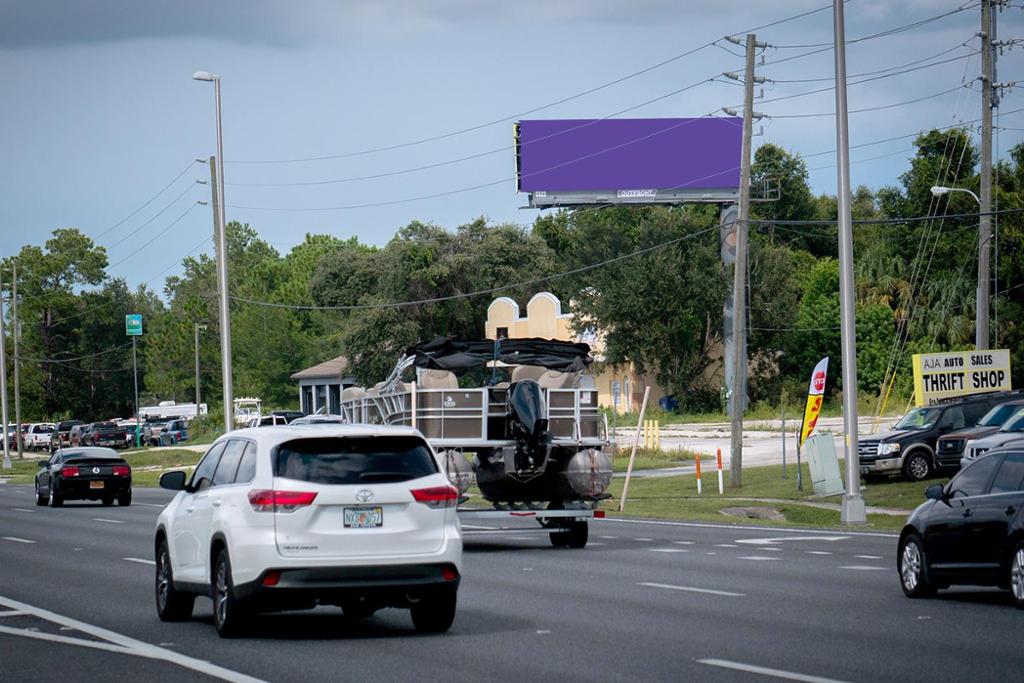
[695,451,703,495]
[716,448,724,494]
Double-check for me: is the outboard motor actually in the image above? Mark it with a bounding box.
[507,379,550,471]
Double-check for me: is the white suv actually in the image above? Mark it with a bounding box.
[153,425,462,637]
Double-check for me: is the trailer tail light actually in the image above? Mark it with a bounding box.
[411,485,459,509]
[247,490,317,513]
[63,466,80,477]
[440,565,459,582]
[112,465,130,477]
[593,510,606,519]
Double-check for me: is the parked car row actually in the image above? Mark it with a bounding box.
[858,390,1024,481]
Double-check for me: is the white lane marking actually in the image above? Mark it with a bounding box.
[738,556,779,561]
[11,508,35,513]
[698,658,851,683]
[855,555,883,560]
[806,551,832,555]
[736,536,849,546]
[92,518,124,524]
[134,503,166,508]
[588,542,607,546]
[763,547,783,552]
[673,541,695,545]
[649,548,689,553]
[599,535,618,539]
[639,582,744,597]
[715,544,739,548]
[0,595,267,683]
[634,537,653,542]
[2,537,35,544]
[123,557,156,566]
[839,565,887,571]
[0,624,136,657]
[598,517,898,539]
[706,552,717,555]
[536,629,552,634]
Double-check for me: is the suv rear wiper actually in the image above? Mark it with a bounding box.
[359,472,413,483]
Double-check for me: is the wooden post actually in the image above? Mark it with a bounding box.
[618,386,651,512]
[696,452,703,495]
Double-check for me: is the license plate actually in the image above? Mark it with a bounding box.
[344,506,383,528]
[90,481,105,489]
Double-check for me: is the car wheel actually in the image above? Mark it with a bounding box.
[49,484,63,508]
[1010,542,1024,610]
[35,482,47,506]
[155,539,195,621]
[899,533,936,598]
[213,550,246,637]
[118,490,132,506]
[410,588,457,633]
[902,452,932,481]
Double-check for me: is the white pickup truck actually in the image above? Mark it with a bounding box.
[24,423,56,450]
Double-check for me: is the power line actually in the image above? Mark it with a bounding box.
[226,2,841,165]
[93,161,199,240]
[106,203,202,270]
[768,84,966,119]
[747,207,1024,225]
[768,41,975,83]
[103,182,202,250]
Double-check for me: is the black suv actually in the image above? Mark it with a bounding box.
[858,391,1022,481]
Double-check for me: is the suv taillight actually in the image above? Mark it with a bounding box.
[63,466,80,477]
[248,489,317,513]
[411,485,458,509]
[112,465,130,477]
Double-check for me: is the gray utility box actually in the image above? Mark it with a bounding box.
[803,433,845,496]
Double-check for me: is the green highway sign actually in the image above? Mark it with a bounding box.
[125,313,143,336]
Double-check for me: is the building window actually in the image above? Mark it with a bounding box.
[496,326,509,340]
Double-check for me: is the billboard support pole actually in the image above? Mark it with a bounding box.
[728,33,765,489]
[833,0,866,524]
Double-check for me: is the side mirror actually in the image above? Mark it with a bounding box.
[159,470,187,491]
[38,460,48,468]
[925,484,944,501]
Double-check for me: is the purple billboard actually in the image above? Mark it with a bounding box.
[515,118,741,195]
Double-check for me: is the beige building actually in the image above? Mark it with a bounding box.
[486,292,665,413]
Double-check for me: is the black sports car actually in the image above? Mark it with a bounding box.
[898,447,1024,607]
[35,447,133,507]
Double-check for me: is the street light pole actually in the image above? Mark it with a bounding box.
[833,0,866,525]
[0,282,10,470]
[193,71,233,433]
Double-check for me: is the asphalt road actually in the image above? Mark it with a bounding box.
[0,483,1020,683]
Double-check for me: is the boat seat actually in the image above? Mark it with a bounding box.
[511,365,546,383]
[538,370,576,389]
[417,369,458,389]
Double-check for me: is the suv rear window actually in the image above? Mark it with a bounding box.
[274,437,438,485]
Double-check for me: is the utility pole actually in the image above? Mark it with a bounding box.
[978,0,994,350]
[208,155,233,433]
[834,0,866,524]
[0,281,10,470]
[12,262,22,459]
[194,323,206,409]
[723,33,765,488]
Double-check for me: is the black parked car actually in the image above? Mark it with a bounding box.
[858,391,1022,481]
[81,421,131,448]
[35,447,133,507]
[897,448,1024,608]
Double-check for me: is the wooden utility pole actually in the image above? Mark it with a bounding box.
[977,0,994,349]
[0,280,10,470]
[727,34,765,488]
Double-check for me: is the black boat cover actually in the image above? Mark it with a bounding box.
[407,337,591,374]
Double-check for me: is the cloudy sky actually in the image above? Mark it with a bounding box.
[1,0,1021,291]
